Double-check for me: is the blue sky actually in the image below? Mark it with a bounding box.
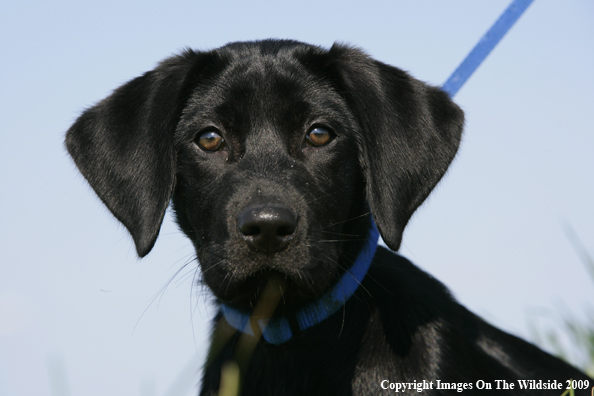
[1,1,593,395]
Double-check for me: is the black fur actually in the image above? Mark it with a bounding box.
[66,40,591,395]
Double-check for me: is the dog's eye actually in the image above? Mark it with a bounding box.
[196,130,226,152]
[305,126,334,147]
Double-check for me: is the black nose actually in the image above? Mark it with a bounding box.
[236,205,298,253]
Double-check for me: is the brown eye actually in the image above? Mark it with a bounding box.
[196,130,225,151]
[305,126,334,147]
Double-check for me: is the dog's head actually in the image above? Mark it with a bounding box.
[66,40,463,311]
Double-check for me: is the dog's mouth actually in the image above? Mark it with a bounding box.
[198,228,342,312]
[217,268,335,313]
[223,272,288,315]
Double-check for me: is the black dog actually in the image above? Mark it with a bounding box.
[66,40,591,395]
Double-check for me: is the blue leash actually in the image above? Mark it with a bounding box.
[221,221,379,344]
[442,0,534,97]
[221,0,534,344]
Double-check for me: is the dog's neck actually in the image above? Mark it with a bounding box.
[220,220,380,345]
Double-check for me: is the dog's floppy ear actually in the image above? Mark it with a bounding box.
[330,44,464,251]
[65,50,202,257]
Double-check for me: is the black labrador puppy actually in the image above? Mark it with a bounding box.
[66,40,591,395]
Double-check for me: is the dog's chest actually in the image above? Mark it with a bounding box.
[200,298,379,395]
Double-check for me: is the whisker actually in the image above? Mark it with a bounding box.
[134,256,197,333]
[223,272,235,296]
[174,258,200,286]
[322,212,371,229]
[303,192,332,205]
[318,239,366,243]
[190,264,215,352]
[200,258,227,274]
[320,231,362,237]
[321,252,372,299]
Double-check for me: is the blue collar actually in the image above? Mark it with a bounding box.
[220,219,380,345]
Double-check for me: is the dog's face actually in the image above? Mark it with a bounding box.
[66,40,463,312]
[172,48,366,309]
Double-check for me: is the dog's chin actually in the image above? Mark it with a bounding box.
[198,242,341,312]
[210,268,336,313]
